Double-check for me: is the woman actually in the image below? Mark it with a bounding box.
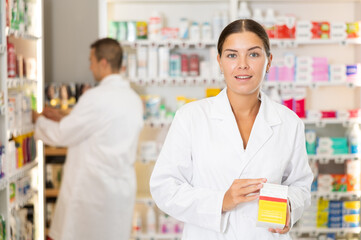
[150,19,313,239]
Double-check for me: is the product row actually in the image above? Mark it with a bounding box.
[306,127,361,156]
[265,55,360,83]
[6,0,39,36]
[132,204,183,235]
[310,159,360,193]
[9,175,33,207]
[8,91,36,134]
[8,204,35,240]
[126,47,219,80]
[7,40,37,80]
[6,132,37,176]
[0,144,5,180]
[298,199,360,229]
[44,83,94,110]
[108,5,361,43]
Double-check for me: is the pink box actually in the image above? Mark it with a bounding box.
[267,66,278,81]
[278,66,294,81]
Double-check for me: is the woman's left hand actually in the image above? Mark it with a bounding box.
[268,204,290,234]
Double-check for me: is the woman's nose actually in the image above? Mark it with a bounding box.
[237,56,249,69]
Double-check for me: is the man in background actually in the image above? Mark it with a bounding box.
[34,38,143,240]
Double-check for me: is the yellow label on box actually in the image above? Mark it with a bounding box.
[258,199,287,225]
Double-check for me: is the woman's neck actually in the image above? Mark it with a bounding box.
[227,88,261,118]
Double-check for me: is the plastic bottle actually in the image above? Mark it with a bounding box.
[252,8,264,25]
[201,22,212,41]
[147,203,156,234]
[132,211,142,234]
[348,124,361,154]
[148,11,162,41]
[212,11,222,40]
[264,8,276,39]
[189,22,200,41]
[237,2,251,19]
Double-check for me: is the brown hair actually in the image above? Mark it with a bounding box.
[217,19,271,57]
[90,38,123,72]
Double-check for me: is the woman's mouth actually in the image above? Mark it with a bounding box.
[235,75,252,80]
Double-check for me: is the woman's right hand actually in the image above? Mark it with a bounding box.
[222,178,267,212]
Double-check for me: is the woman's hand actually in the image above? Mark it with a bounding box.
[268,204,290,234]
[222,178,267,212]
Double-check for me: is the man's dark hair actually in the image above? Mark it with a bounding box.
[90,38,123,72]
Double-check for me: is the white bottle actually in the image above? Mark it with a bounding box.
[147,204,156,234]
[212,11,222,41]
[238,2,251,19]
[252,8,264,25]
[264,8,276,38]
[148,11,162,41]
[190,22,200,41]
[132,211,142,234]
[220,10,229,30]
[201,22,212,41]
[348,124,361,154]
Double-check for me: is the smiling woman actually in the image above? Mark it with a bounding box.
[150,19,313,240]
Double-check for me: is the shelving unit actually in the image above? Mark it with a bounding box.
[97,0,361,239]
[0,0,44,239]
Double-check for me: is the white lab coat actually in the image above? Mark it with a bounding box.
[35,74,143,240]
[150,88,313,240]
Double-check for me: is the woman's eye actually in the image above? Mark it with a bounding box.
[249,52,260,57]
[227,53,237,58]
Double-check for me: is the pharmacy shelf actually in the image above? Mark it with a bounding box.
[0,106,5,116]
[45,189,59,198]
[270,38,361,47]
[8,125,34,139]
[131,234,182,240]
[0,178,7,191]
[303,118,361,127]
[136,194,154,205]
[0,45,6,54]
[8,160,38,183]
[44,147,67,156]
[10,190,35,210]
[121,38,361,49]
[6,27,41,41]
[291,227,361,236]
[7,78,37,89]
[263,81,361,89]
[144,119,173,128]
[130,77,224,87]
[308,153,361,164]
[312,191,361,200]
[122,39,216,48]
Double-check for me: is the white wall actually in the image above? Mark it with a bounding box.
[44,0,99,83]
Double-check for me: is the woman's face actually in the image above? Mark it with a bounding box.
[217,31,272,96]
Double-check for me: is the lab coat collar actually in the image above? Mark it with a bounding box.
[99,74,130,88]
[211,87,282,177]
[211,87,282,127]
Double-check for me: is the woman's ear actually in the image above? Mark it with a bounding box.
[217,54,223,73]
[266,53,273,73]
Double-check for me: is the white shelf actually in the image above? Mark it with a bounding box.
[7,78,38,89]
[0,106,5,116]
[270,38,361,47]
[8,160,38,183]
[131,233,182,240]
[0,178,7,191]
[312,191,361,200]
[6,27,41,40]
[10,190,35,210]
[303,118,361,127]
[122,39,216,48]
[0,44,6,54]
[130,77,224,87]
[263,81,360,89]
[291,227,361,236]
[144,119,173,128]
[8,125,35,138]
[308,154,361,164]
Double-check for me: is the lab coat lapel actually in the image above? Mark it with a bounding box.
[211,89,244,172]
[238,92,282,177]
